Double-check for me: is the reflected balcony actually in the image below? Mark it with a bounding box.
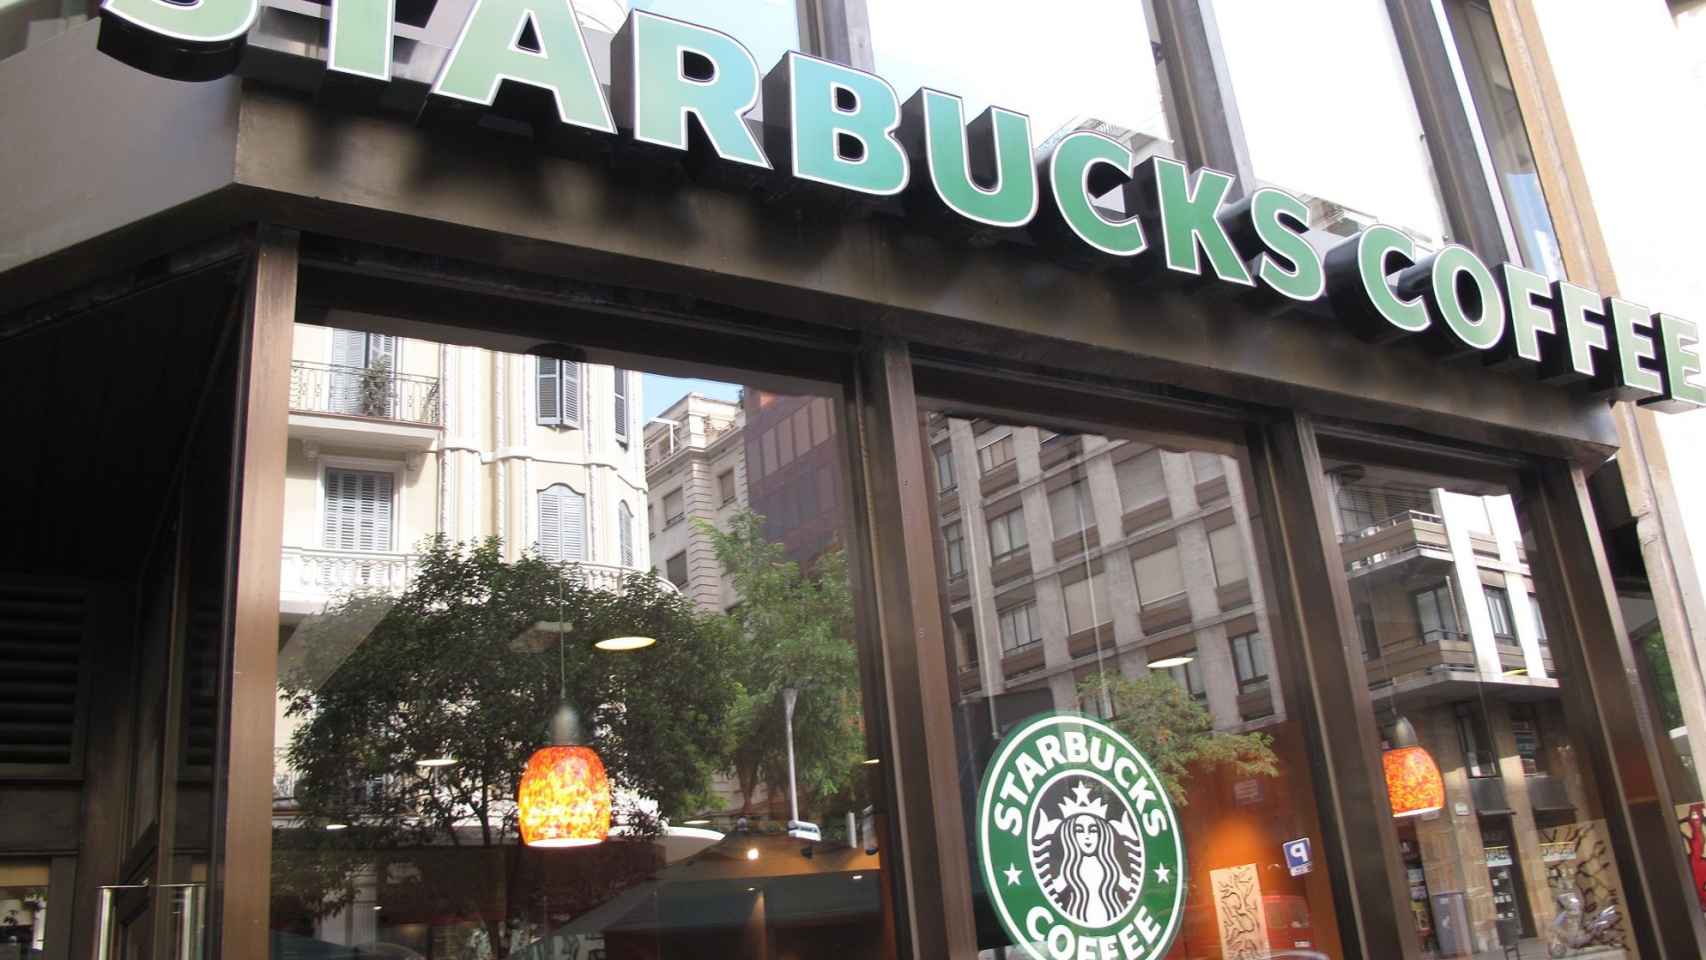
[280,548,673,617]
[1340,510,1453,581]
[288,360,443,453]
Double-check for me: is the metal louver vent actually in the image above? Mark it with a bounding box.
[0,582,87,774]
[181,597,222,774]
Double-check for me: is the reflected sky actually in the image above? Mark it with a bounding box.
[642,374,742,421]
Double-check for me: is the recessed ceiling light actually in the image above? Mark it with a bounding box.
[1147,655,1194,669]
[595,636,656,652]
[851,874,863,881]
[746,847,759,861]
[415,756,457,768]
[682,818,711,825]
[325,823,349,831]
[861,757,880,765]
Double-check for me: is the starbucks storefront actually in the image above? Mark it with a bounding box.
[1,1,1704,959]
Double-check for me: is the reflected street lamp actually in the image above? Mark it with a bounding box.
[782,686,800,826]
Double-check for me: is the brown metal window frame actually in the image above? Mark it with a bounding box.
[215,230,1706,960]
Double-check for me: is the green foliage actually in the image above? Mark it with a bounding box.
[280,535,737,847]
[1641,628,1685,730]
[356,355,393,417]
[701,512,865,817]
[1078,671,1279,807]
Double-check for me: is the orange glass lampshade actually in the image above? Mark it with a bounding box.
[1383,718,1444,818]
[518,745,611,847]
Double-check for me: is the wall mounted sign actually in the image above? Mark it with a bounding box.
[96,0,1705,413]
[976,713,1185,960]
[1283,836,1312,877]
[1208,863,1270,960]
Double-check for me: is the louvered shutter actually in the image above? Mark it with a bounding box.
[613,369,629,444]
[563,487,586,561]
[537,358,561,425]
[325,469,394,551]
[562,362,581,427]
[330,329,367,414]
[538,487,563,559]
[618,501,634,567]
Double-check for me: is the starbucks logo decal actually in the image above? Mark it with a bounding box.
[978,713,1185,960]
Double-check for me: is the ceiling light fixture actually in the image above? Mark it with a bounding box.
[519,580,612,847]
[595,635,656,652]
[1147,655,1194,669]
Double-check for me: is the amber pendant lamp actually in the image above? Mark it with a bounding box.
[1383,716,1445,818]
[518,581,611,847]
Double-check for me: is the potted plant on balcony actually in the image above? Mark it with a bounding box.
[357,355,392,418]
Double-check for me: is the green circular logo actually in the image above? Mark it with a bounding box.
[977,712,1186,960]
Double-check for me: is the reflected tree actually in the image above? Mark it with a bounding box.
[275,536,735,952]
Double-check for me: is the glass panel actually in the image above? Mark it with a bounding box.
[1441,0,1566,279]
[269,321,893,958]
[0,863,49,959]
[920,406,1345,959]
[1217,0,1449,245]
[1325,442,1646,958]
[1049,482,1090,540]
[867,0,1173,166]
[1207,523,1247,587]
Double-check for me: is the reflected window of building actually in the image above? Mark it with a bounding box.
[933,443,956,494]
[1207,521,1248,588]
[1455,701,1498,778]
[987,507,1028,563]
[1230,632,1270,693]
[1048,480,1090,539]
[976,427,1015,474]
[1357,600,1382,661]
[943,521,966,579]
[1486,585,1517,643]
[537,483,587,562]
[718,469,736,505]
[1191,451,1225,483]
[1168,653,1207,704]
[618,500,635,567]
[1440,0,1565,278]
[323,468,396,553]
[1132,541,1185,606]
[662,487,684,525]
[1115,447,1166,512]
[537,358,582,428]
[613,369,631,444]
[1062,571,1109,636]
[1412,581,1462,641]
[997,600,1042,654]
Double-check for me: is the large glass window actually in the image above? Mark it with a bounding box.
[269,319,894,959]
[987,507,1029,562]
[1327,441,1648,958]
[867,0,1172,164]
[1440,0,1565,278]
[919,399,1346,959]
[1217,0,1449,244]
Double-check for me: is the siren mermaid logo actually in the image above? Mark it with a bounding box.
[977,713,1185,960]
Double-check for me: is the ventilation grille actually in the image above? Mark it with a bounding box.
[0,583,86,773]
[180,597,222,773]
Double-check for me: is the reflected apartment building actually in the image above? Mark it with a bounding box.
[928,416,1603,955]
[644,392,747,613]
[270,326,655,947]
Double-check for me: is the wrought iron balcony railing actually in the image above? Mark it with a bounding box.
[289,360,443,426]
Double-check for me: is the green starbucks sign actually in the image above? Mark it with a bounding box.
[978,713,1185,960]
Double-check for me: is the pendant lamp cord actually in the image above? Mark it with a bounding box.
[558,576,567,703]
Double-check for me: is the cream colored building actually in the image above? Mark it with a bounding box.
[278,324,652,618]
[644,393,746,614]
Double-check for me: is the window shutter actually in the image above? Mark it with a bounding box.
[562,362,581,427]
[563,486,586,561]
[325,469,393,552]
[537,358,561,425]
[538,488,563,560]
[619,501,634,567]
[330,329,367,414]
[613,369,629,443]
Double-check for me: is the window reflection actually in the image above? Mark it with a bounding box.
[1324,448,1640,958]
[922,410,1344,958]
[270,324,891,958]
